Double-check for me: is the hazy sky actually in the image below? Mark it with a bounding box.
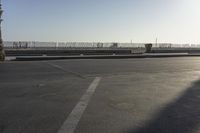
[2,0,200,43]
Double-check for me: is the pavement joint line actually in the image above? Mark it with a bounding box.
[57,77,101,133]
[47,63,85,79]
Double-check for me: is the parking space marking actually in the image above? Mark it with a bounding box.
[57,77,101,133]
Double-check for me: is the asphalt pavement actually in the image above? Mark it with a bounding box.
[1,57,200,133]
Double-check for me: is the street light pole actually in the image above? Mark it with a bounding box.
[0,0,5,61]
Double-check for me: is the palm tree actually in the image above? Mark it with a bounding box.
[0,0,5,61]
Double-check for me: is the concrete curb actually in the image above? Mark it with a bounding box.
[10,53,200,61]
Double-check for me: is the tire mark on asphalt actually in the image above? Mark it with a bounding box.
[47,63,85,79]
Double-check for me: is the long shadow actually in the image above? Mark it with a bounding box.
[129,80,200,133]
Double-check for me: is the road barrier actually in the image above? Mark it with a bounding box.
[5,49,133,56]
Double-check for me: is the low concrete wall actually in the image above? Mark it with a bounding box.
[151,48,200,53]
[5,49,132,56]
[5,48,200,57]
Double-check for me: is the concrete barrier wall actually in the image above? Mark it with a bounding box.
[5,49,132,56]
[5,47,200,56]
[151,48,200,53]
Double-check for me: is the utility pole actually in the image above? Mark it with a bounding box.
[0,0,5,61]
[155,38,158,47]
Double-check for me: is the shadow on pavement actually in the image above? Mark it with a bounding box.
[128,79,200,133]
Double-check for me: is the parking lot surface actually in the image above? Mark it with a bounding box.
[1,57,200,133]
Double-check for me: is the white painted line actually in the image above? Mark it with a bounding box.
[57,77,101,133]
